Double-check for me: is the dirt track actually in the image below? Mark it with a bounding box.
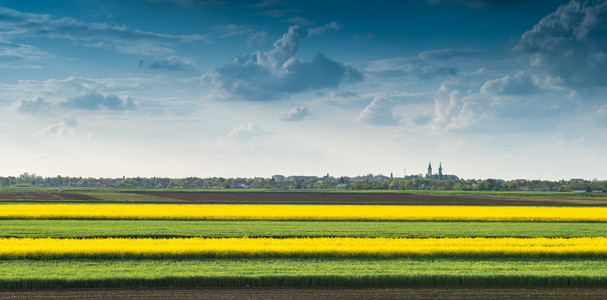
[2,287,607,300]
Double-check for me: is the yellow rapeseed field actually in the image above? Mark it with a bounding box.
[0,204,606,221]
[1,237,606,259]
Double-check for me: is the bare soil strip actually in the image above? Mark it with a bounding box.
[1,191,607,206]
[131,191,607,206]
[2,287,607,300]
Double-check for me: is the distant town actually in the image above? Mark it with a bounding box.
[1,162,605,192]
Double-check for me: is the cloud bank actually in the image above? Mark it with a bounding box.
[207,25,363,101]
[513,0,607,88]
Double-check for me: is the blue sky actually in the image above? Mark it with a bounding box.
[1,0,606,180]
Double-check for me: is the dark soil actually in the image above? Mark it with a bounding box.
[130,191,607,206]
[0,192,100,202]
[1,191,606,206]
[2,287,607,300]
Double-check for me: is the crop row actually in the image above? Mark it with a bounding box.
[1,204,607,221]
[2,258,607,288]
[2,237,607,259]
[3,220,607,238]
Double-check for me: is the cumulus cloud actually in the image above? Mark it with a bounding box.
[223,122,266,141]
[280,106,310,121]
[0,7,208,54]
[480,71,539,95]
[356,97,401,126]
[366,57,457,79]
[208,25,363,101]
[60,93,136,111]
[11,96,51,113]
[147,56,196,70]
[308,21,343,37]
[512,0,607,87]
[35,117,78,136]
[431,84,482,130]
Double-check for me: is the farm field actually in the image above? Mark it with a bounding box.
[2,220,606,238]
[2,189,607,206]
[2,204,607,221]
[1,190,607,298]
[2,258,607,288]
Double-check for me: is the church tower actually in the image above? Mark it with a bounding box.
[427,162,432,178]
[438,162,443,180]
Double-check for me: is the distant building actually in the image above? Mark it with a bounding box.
[425,161,458,180]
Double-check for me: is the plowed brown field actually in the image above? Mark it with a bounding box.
[1,191,607,206]
[130,191,607,206]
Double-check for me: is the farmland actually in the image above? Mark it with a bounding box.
[1,190,607,298]
[2,220,606,238]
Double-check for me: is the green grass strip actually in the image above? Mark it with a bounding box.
[1,258,607,288]
[1,220,606,238]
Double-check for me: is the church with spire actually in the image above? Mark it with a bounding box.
[426,161,457,180]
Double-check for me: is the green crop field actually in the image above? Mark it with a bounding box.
[1,190,607,291]
[2,258,607,289]
[0,220,606,238]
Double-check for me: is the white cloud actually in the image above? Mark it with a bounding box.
[480,71,539,95]
[218,122,267,148]
[512,0,607,88]
[247,31,270,46]
[431,83,484,130]
[308,21,343,37]
[207,25,363,101]
[366,57,457,79]
[418,48,483,60]
[1,76,148,100]
[148,56,196,71]
[356,97,400,126]
[212,24,254,37]
[280,106,310,121]
[35,117,78,136]
[0,7,208,55]
[11,96,50,113]
[60,93,136,111]
[0,39,49,67]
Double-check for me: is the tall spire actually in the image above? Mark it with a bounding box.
[427,161,432,178]
[438,162,443,180]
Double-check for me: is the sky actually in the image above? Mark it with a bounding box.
[1,0,606,180]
